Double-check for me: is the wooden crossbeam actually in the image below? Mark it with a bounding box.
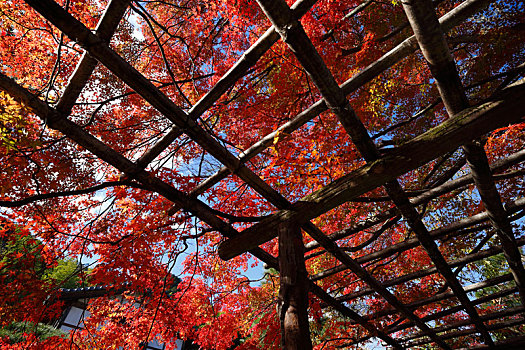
[347,285,519,347]
[0,71,399,350]
[402,0,525,307]
[25,14,401,342]
[218,77,525,260]
[362,274,515,322]
[401,305,525,343]
[405,317,525,348]
[23,3,455,348]
[337,236,525,303]
[167,0,494,215]
[56,0,131,114]
[312,196,525,281]
[134,0,319,173]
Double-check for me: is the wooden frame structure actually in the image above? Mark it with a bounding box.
[1,0,524,348]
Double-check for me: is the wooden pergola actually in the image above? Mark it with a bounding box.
[1,0,524,348]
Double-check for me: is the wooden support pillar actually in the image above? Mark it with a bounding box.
[278,220,312,350]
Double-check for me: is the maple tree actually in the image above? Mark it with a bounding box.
[0,0,524,349]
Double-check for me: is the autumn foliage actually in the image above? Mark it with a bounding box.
[0,0,524,349]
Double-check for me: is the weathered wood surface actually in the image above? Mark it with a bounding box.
[56,0,131,114]
[277,222,312,350]
[403,0,525,308]
[218,78,525,260]
[167,0,494,215]
[0,71,402,347]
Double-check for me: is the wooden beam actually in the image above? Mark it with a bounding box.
[337,236,525,303]
[138,0,319,173]
[56,0,131,114]
[24,3,451,347]
[311,197,525,281]
[218,77,525,259]
[401,305,525,343]
[361,273,515,322]
[22,5,439,347]
[347,285,519,347]
[402,0,525,307]
[404,317,524,348]
[167,0,495,215]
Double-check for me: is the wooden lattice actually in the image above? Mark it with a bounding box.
[1,0,524,348]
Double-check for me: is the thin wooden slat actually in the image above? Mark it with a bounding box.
[467,336,525,350]
[56,0,131,114]
[0,72,399,350]
[306,282,403,349]
[361,274,515,322]
[312,197,525,281]
[405,318,524,348]
[328,146,524,246]
[401,305,524,343]
[306,147,525,255]
[348,286,519,347]
[136,0,319,171]
[336,237,525,303]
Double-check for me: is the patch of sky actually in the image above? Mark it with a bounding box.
[127,6,145,41]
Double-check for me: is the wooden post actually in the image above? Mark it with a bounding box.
[277,220,312,350]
